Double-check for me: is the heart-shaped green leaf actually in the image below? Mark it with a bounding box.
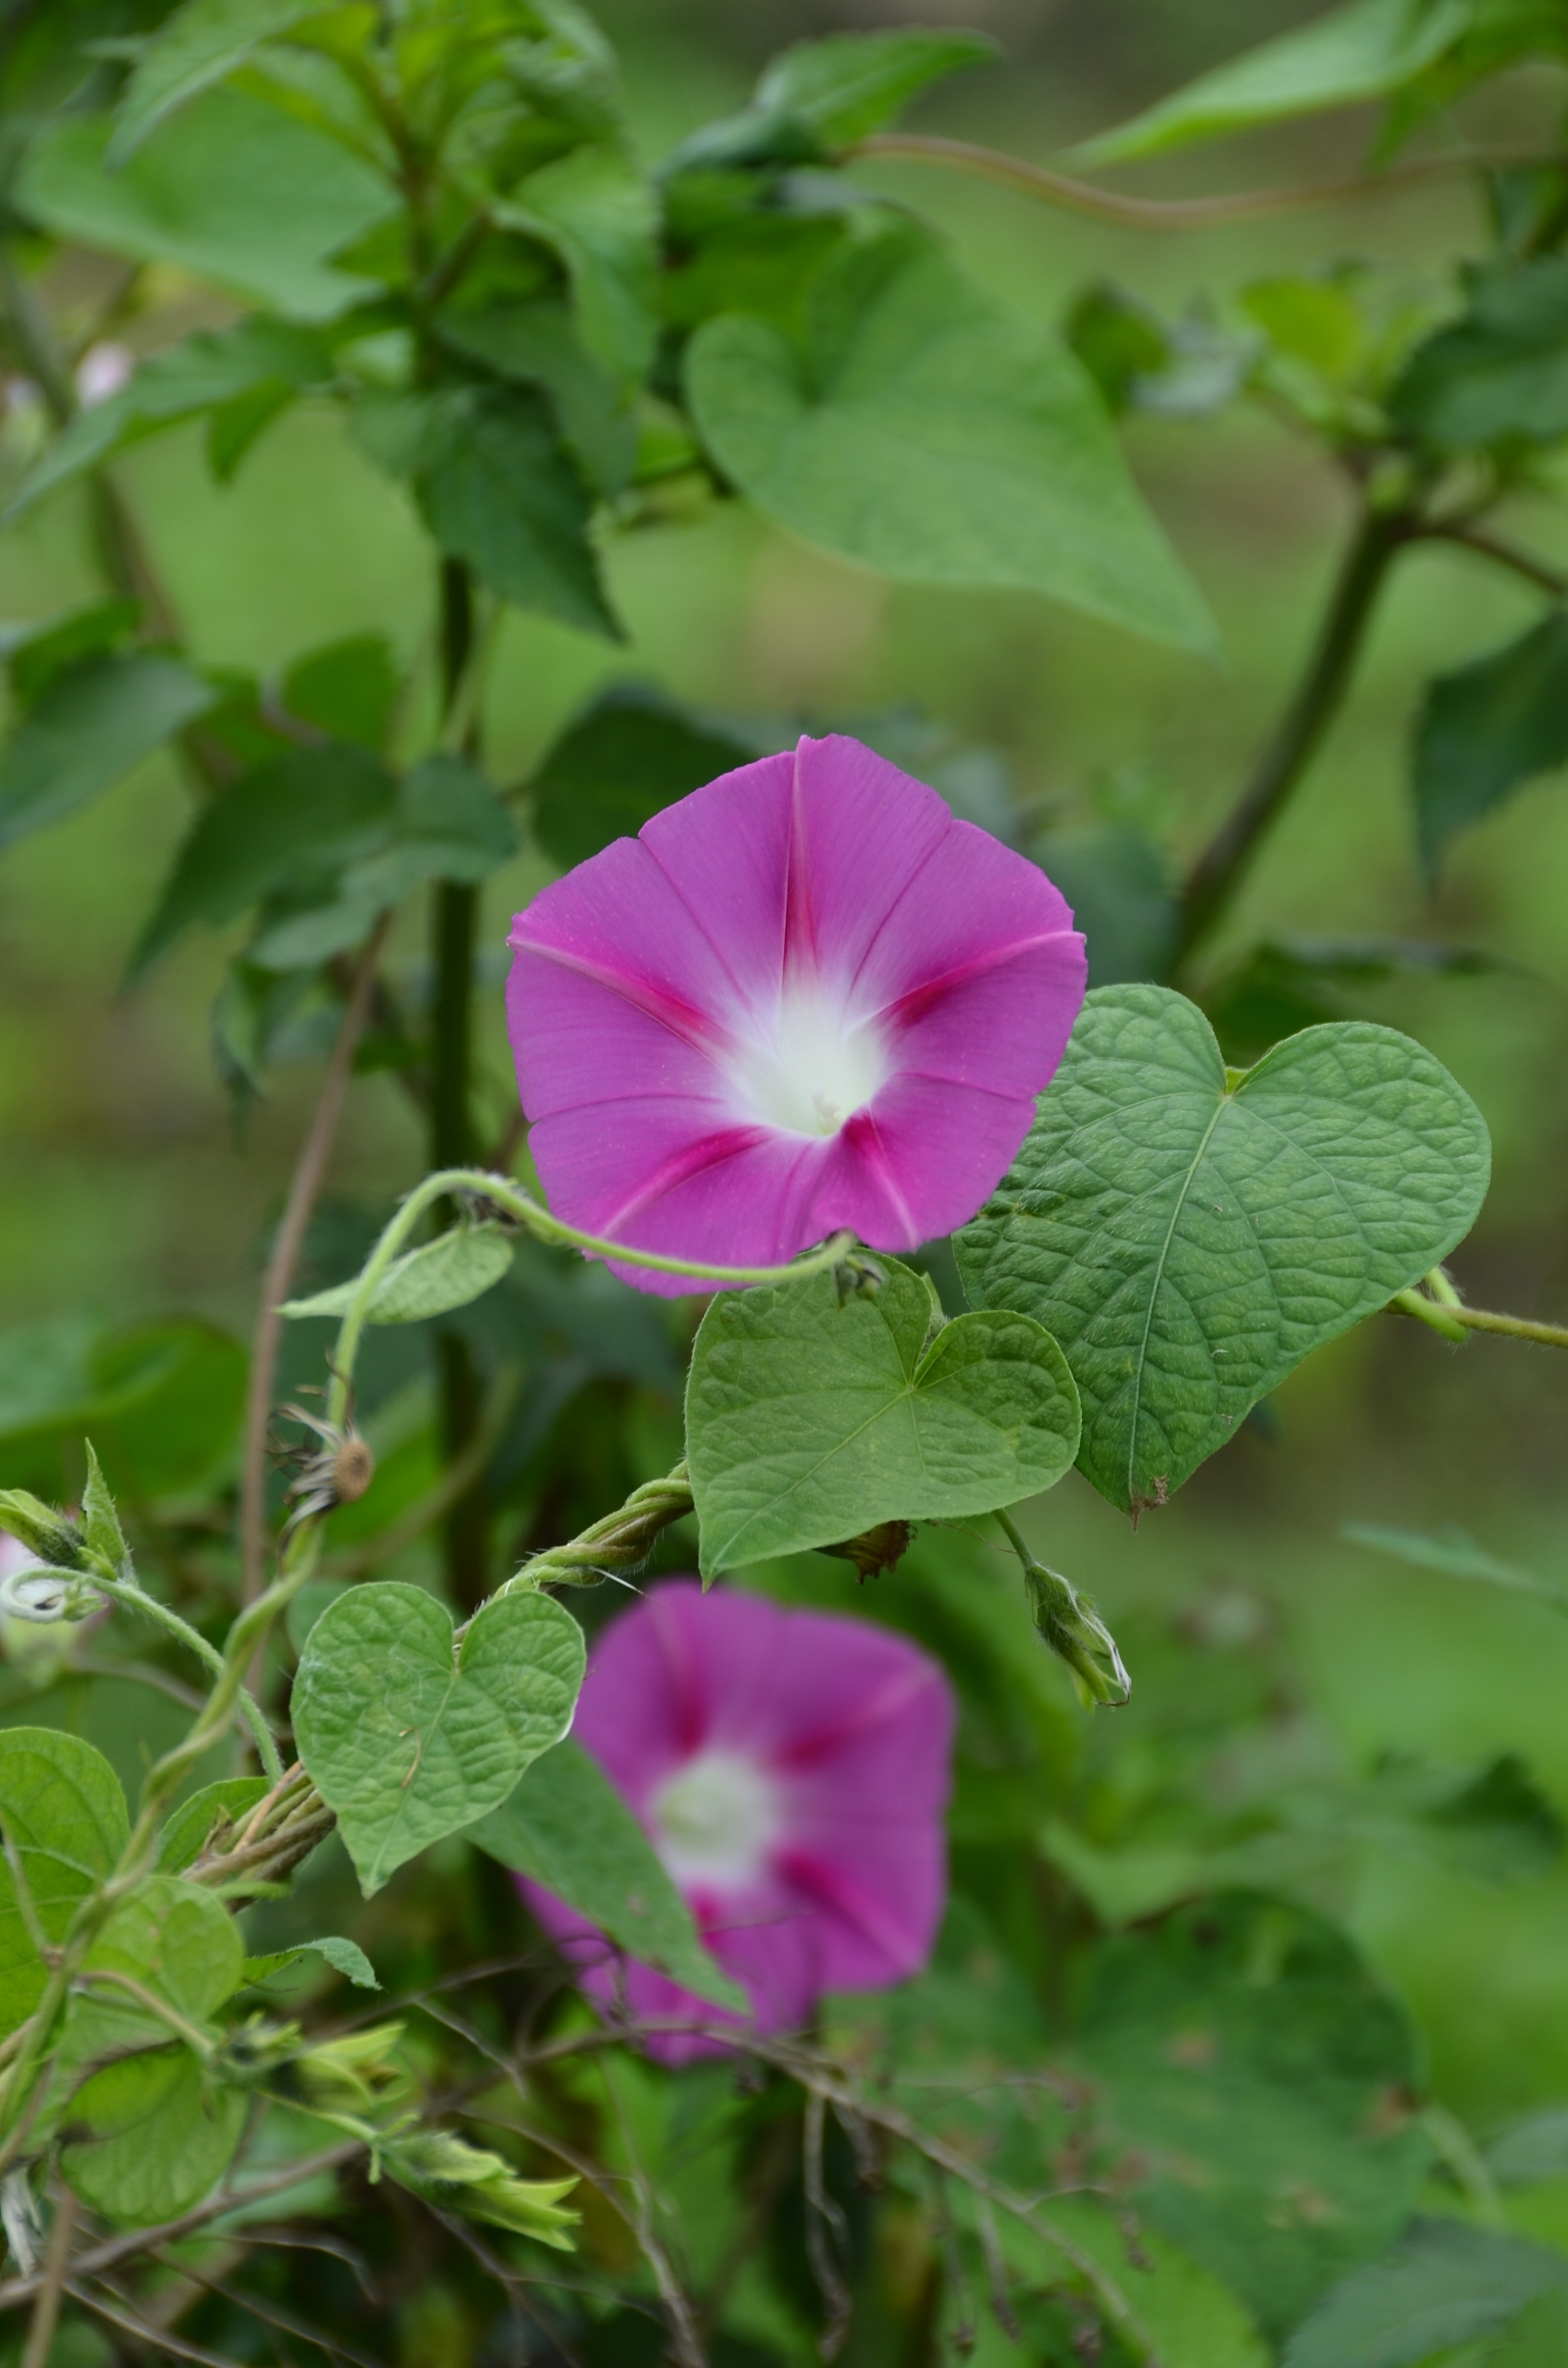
[686,1257,1080,1577]
[292,1583,584,1893]
[955,985,1491,1514]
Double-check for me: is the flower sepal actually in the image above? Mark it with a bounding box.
[1024,1560,1132,1709]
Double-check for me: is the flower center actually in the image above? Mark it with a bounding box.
[649,1749,781,1889]
[727,978,887,1139]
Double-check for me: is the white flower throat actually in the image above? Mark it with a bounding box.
[649,1749,781,1888]
[726,977,887,1140]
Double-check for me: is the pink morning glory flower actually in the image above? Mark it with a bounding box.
[507,732,1086,1292]
[521,1582,955,2062]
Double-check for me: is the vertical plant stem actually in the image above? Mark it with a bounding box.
[431,557,490,1606]
[239,916,391,1616]
[20,2185,77,2368]
[1174,502,1410,969]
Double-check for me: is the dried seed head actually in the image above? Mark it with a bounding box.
[333,1438,376,1504]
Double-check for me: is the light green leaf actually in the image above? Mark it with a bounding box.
[685,225,1213,653]
[0,1731,129,2040]
[1410,611,1568,877]
[18,86,397,321]
[128,742,396,980]
[280,1223,516,1325]
[7,317,334,523]
[110,0,325,163]
[0,652,217,852]
[1341,1522,1567,1608]
[1280,2219,1568,2367]
[80,1442,128,1574]
[527,683,755,870]
[157,1778,269,1872]
[243,1934,380,1989]
[1072,0,1472,166]
[469,1739,746,2012]
[85,1872,244,2027]
[1074,1894,1430,2337]
[1010,2200,1270,2368]
[504,145,659,386]
[955,985,1491,1514]
[756,26,1000,146]
[292,1583,585,1892]
[62,2050,247,2224]
[685,1255,1081,1578]
[1488,2108,1568,2185]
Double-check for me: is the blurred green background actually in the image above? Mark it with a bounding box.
[5,0,1568,2152]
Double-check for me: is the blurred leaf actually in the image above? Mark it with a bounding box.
[1488,2108,1568,2185]
[129,741,396,979]
[0,651,217,853]
[1392,258,1568,450]
[437,295,636,495]
[280,632,398,751]
[7,316,335,523]
[0,1730,128,2040]
[1341,1522,1568,1611]
[1072,1894,1430,2336]
[1035,825,1177,986]
[281,1222,515,1324]
[1064,281,1172,415]
[157,1777,269,1871]
[61,2049,247,2224]
[17,86,397,320]
[110,0,325,162]
[527,683,754,869]
[666,27,999,171]
[358,382,619,639]
[1411,610,1568,876]
[1073,0,1470,166]
[0,1317,246,1499]
[502,145,658,385]
[1279,2218,1568,2367]
[1205,934,1503,1060]
[1014,2201,1272,2368]
[686,224,1214,653]
[292,1583,585,1892]
[243,1934,380,1989]
[956,985,1492,1514]
[1,598,139,704]
[1377,1750,1562,1882]
[687,1256,1081,1577]
[1492,2289,1568,2365]
[470,1737,746,2011]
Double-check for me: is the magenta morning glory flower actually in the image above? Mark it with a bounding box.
[521,1582,955,2063]
[507,732,1086,1292]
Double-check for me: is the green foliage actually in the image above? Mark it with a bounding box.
[379,2130,579,2247]
[282,1221,516,1324]
[1392,258,1568,451]
[686,1256,1081,1576]
[0,651,216,851]
[470,1737,746,2010]
[956,986,1491,1513]
[291,1583,585,1890]
[1281,2218,1568,2367]
[1411,612,1568,876]
[61,2049,248,2224]
[243,1934,380,1988]
[0,1730,128,2038]
[157,1777,269,1871]
[527,684,755,869]
[109,0,328,163]
[685,223,1214,653]
[1073,0,1471,165]
[669,26,1000,169]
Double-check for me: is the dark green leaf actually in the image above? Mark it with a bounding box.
[280,632,399,751]
[1073,1894,1430,2337]
[0,1730,129,2041]
[1072,0,1470,166]
[527,684,755,869]
[280,1222,516,1324]
[685,225,1213,652]
[1280,2219,1568,2368]
[157,1778,269,1872]
[1392,257,1568,451]
[292,1583,585,1892]
[955,986,1492,1513]
[61,2050,247,2225]
[0,1318,246,1499]
[502,146,658,386]
[18,86,397,321]
[1035,825,1177,987]
[0,651,217,852]
[470,1738,746,2011]
[1411,610,1568,875]
[2,598,139,704]
[110,0,325,163]
[128,742,397,979]
[1206,934,1502,1061]
[1402,1750,1562,1882]
[686,1256,1081,1577]
[437,296,636,495]
[7,317,334,523]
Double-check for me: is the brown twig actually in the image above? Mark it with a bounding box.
[239,915,393,1617]
[19,2187,76,2368]
[852,132,1553,230]
[1422,520,1568,600]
